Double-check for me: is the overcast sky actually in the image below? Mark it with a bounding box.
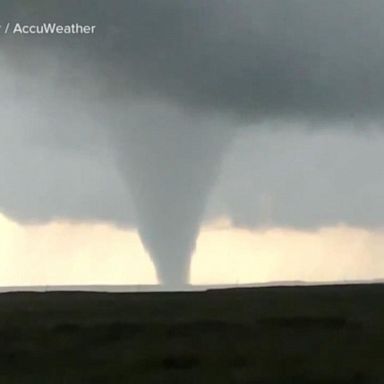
[1,1,384,285]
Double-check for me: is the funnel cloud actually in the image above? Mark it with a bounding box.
[112,106,231,284]
[1,1,384,285]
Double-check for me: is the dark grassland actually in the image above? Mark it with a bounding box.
[0,284,383,383]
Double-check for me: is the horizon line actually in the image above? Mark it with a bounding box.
[1,279,384,293]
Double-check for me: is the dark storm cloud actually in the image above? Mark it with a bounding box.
[3,0,384,120]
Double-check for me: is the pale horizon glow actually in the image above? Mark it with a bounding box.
[1,212,384,286]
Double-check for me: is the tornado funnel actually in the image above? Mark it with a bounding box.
[114,107,229,287]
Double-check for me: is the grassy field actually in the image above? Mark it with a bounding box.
[0,284,383,383]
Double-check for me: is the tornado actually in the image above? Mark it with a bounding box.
[114,108,231,286]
